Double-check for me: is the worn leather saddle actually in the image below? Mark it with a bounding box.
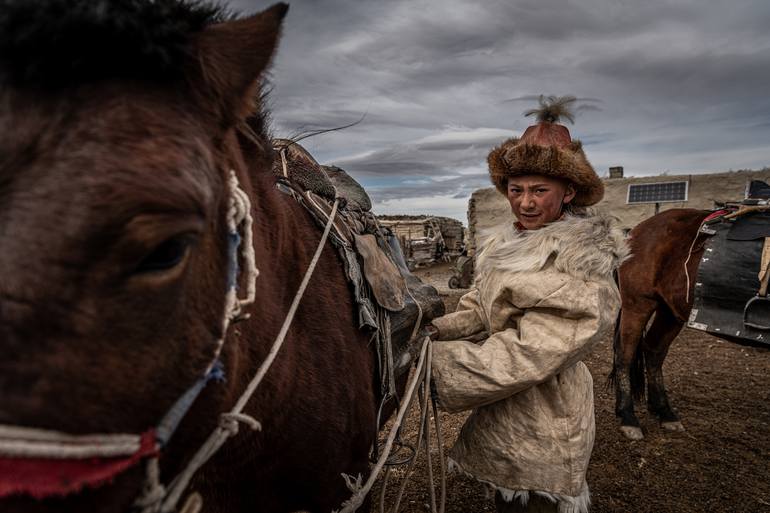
[271,139,445,396]
[689,208,770,347]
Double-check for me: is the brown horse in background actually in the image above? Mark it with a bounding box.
[0,2,440,512]
[611,208,715,440]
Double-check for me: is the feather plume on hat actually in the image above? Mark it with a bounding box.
[488,95,604,206]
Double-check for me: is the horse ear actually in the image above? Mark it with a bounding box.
[192,3,288,125]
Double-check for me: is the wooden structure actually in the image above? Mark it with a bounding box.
[378,215,465,268]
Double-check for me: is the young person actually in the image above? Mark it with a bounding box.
[427,100,628,513]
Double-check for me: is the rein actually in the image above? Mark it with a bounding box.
[0,161,444,513]
[335,336,446,513]
[0,169,339,513]
[135,180,340,513]
[137,195,341,513]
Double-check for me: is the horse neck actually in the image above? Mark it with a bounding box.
[191,148,378,479]
[249,167,322,314]
[222,163,366,403]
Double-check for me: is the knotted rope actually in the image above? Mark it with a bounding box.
[0,171,256,470]
[0,426,143,459]
[137,183,341,513]
[380,340,446,513]
[335,336,446,513]
[205,171,260,373]
[0,164,442,513]
[0,170,260,508]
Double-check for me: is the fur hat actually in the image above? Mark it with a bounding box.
[488,96,604,206]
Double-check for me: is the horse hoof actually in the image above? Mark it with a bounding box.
[661,421,685,432]
[620,426,644,440]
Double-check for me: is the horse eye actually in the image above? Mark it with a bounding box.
[135,236,192,273]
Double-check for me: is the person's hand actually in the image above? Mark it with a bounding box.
[417,323,439,342]
[403,324,438,365]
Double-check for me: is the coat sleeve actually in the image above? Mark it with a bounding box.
[431,289,486,341]
[431,278,619,413]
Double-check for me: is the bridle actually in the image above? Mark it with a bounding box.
[0,168,340,513]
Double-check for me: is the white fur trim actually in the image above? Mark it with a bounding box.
[475,211,630,284]
[448,458,591,513]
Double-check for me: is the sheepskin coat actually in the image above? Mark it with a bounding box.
[431,212,628,513]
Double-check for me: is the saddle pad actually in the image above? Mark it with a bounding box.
[272,139,376,215]
[354,234,406,312]
[323,165,372,211]
[688,219,770,346]
[272,139,337,201]
[727,211,770,241]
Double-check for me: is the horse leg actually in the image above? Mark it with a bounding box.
[642,305,685,431]
[612,300,657,441]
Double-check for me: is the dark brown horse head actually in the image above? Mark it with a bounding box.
[0,1,286,510]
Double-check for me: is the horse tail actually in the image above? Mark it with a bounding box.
[607,308,647,400]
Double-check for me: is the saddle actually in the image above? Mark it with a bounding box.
[271,139,445,397]
[688,207,770,346]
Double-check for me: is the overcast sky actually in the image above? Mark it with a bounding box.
[233,0,770,224]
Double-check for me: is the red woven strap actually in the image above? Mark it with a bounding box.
[703,209,730,223]
[0,430,157,499]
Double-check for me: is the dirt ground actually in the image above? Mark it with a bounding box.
[371,261,770,513]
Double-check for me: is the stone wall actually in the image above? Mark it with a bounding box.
[467,168,770,255]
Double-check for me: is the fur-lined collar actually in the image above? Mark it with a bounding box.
[476,211,630,282]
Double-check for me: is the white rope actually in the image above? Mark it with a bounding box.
[134,458,165,510]
[205,171,260,374]
[335,336,431,513]
[229,171,259,311]
[231,196,339,414]
[0,425,141,459]
[279,147,289,178]
[384,341,446,513]
[0,169,337,513]
[305,188,349,244]
[421,346,441,513]
[683,226,701,305]
[149,197,341,513]
[0,164,443,513]
[431,396,447,513]
[386,352,430,513]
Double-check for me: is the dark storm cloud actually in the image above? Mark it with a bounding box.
[231,0,770,221]
[331,127,514,177]
[366,173,491,202]
[587,50,770,104]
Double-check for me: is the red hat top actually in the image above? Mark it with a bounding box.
[487,95,604,206]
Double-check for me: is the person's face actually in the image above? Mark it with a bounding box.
[506,174,576,230]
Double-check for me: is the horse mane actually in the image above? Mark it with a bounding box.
[0,0,228,88]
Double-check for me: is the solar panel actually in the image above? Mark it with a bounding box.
[627,181,688,204]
